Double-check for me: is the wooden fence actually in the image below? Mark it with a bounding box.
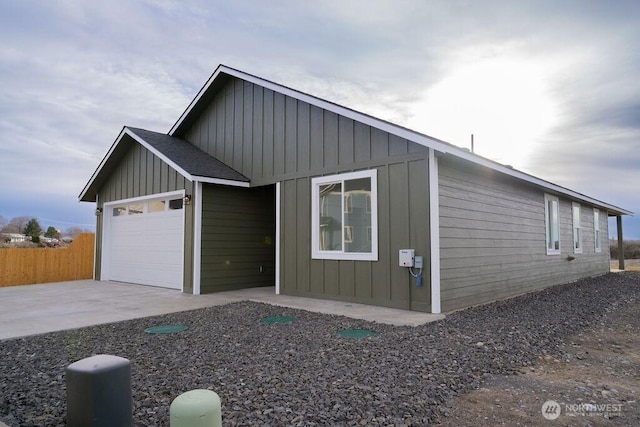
[0,233,94,287]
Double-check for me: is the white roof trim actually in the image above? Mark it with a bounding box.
[126,128,250,188]
[441,151,633,215]
[79,127,129,201]
[194,176,250,187]
[169,65,631,216]
[102,189,185,207]
[78,127,249,201]
[125,128,195,181]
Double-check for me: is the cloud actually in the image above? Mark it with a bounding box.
[0,0,638,236]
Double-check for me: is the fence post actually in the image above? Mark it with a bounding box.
[66,354,132,427]
[170,389,222,427]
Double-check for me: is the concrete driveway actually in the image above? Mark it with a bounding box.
[0,280,443,340]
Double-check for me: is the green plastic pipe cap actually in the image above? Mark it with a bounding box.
[337,329,379,339]
[170,389,222,427]
[260,316,295,324]
[144,324,188,334]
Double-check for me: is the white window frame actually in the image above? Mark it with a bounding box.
[594,208,601,253]
[544,194,561,255]
[311,170,378,261]
[572,202,582,254]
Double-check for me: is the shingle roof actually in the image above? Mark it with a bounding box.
[78,127,248,202]
[126,127,248,182]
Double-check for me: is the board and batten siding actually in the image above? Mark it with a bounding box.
[438,157,610,311]
[179,76,433,311]
[98,142,192,204]
[279,159,431,311]
[179,77,427,184]
[200,184,275,293]
[95,140,195,292]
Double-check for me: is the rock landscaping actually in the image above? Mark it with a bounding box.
[1,272,639,426]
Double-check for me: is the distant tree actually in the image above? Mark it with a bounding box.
[44,226,60,239]
[23,218,42,240]
[2,216,30,234]
[0,215,6,230]
[66,226,84,238]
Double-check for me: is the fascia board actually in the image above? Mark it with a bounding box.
[169,65,227,135]
[169,65,632,216]
[78,127,196,202]
[193,176,250,187]
[438,151,633,216]
[124,128,194,182]
[79,127,128,201]
[169,65,453,150]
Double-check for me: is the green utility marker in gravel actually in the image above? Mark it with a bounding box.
[261,316,295,324]
[338,329,378,339]
[144,324,188,334]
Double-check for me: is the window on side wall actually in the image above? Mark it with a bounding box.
[594,208,601,253]
[544,194,561,255]
[311,170,378,261]
[572,202,582,254]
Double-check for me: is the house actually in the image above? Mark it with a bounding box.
[1,233,30,243]
[79,65,632,313]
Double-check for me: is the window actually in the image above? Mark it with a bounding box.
[544,194,560,255]
[572,202,582,253]
[594,208,601,252]
[109,195,183,218]
[312,170,378,260]
[112,207,126,216]
[128,203,144,215]
[148,200,166,213]
[344,226,354,243]
[169,199,184,210]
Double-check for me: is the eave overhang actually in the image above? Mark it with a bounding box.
[78,127,249,203]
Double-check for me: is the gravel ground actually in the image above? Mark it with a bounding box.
[1,272,639,426]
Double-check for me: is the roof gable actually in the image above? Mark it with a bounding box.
[80,64,631,216]
[127,128,249,183]
[167,64,631,216]
[79,127,248,202]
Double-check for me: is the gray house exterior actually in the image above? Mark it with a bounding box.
[80,65,631,313]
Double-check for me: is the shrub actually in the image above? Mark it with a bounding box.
[610,240,640,259]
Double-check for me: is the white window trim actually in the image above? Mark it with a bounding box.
[572,202,583,254]
[594,208,601,253]
[544,194,561,255]
[311,170,378,261]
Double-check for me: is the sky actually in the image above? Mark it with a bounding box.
[0,0,638,238]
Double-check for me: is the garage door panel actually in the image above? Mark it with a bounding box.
[111,268,182,288]
[115,252,182,266]
[147,234,182,245]
[106,196,184,290]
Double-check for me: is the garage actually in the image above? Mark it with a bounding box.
[103,193,185,289]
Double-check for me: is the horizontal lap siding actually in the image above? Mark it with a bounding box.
[200,185,275,293]
[439,158,610,311]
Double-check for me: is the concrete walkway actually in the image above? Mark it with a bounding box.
[0,280,444,340]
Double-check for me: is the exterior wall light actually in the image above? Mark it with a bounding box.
[95,207,103,216]
[183,195,192,205]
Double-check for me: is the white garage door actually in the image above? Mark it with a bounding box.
[105,195,184,289]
